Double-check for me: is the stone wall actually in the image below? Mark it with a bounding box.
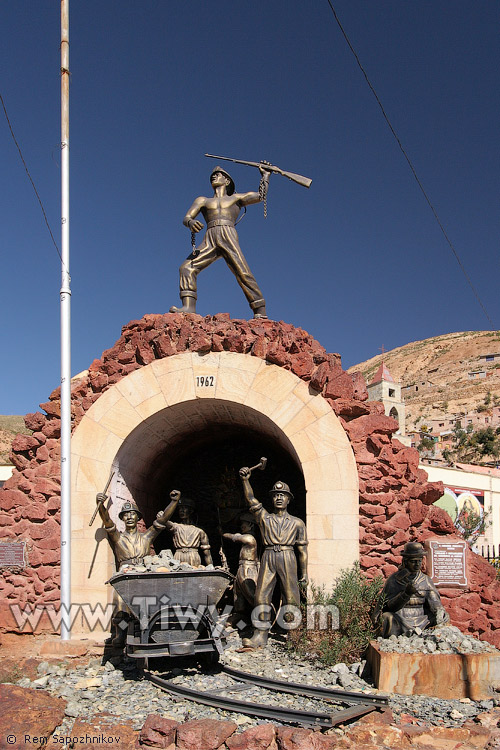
[0,314,498,643]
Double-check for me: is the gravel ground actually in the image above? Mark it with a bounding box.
[11,629,499,734]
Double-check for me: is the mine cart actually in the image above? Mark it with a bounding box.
[108,569,233,661]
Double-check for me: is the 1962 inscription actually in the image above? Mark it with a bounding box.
[196,375,215,387]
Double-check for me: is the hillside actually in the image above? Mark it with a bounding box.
[0,415,31,465]
[348,330,500,433]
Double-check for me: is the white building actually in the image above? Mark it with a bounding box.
[423,461,500,557]
[367,362,407,438]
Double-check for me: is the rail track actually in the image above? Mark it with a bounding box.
[146,663,389,728]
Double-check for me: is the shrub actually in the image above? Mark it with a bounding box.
[288,563,383,665]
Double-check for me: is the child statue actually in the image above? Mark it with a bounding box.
[223,512,260,627]
[166,495,213,567]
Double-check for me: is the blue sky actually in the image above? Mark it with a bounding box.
[1,1,499,415]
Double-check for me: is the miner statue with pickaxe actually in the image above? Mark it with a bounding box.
[170,155,311,319]
[238,458,308,649]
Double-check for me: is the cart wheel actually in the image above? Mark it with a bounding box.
[198,650,219,669]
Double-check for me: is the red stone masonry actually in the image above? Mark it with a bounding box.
[1,314,499,643]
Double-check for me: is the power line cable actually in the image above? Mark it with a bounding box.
[325,1,495,330]
[1,91,62,264]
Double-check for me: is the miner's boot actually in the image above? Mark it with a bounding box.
[170,292,197,314]
[241,605,271,649]
[250,298,268,320]
[111,612,129,649]
[241,627,269,650]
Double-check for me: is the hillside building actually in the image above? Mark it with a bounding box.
[367,362,407,438]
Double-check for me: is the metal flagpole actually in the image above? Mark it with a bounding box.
[60,0,72,640]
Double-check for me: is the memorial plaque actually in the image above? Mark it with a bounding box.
[0,541,27,569]
[425,538,467,589]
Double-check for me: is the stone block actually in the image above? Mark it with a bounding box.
[176,718,237,749]
[0,684,66,746]
[39,640,89,657]
[70,715,139,749]
[226,723,277,750]
[368,641,500,700]
[139,714,179,748]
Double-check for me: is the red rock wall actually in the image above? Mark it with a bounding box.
[0,314,498,643]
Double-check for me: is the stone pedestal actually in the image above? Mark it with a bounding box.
[368,641,500,700]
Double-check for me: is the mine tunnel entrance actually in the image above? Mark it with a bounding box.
[114,399,306,572]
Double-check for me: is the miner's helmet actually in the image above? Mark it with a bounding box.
[178,496,196,510]
[401,541,425,558]
[269,481,294,500]
[210,166,235,196]
[118,500,142,520]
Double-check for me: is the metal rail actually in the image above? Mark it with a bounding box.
[146,668,386,728]
[220,664,389,707]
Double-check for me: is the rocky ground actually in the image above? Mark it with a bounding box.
[376,624,500,655]
[1,631,500,749]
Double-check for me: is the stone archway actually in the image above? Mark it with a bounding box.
[71,351,358,617]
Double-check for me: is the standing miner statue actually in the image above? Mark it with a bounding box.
[238,463,308,649]
[170,155,311,319]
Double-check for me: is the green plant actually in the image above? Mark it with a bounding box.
[288,563,383,665]
[442,448,454,465]
[455,506,492,547]
[493,559,500,582]
[417,437,435,454]
[445,425,500,464]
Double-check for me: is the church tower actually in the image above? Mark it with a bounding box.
[367,362,406,437]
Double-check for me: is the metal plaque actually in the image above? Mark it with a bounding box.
[425,538,467,589]
[0,541,27,569]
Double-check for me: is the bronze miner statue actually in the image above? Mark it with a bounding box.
[166,494,213,566]
[373,541,450,637]
[95,489,180,647]
[170,163,272,319]
[239,467,308,649]
[223,512,260,627]
[96,489,180,571]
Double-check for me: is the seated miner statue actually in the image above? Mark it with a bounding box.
[373,541,450,637]
[166,494,213,567]
[223,512,260,628]
[239,467,308,649]
[96,489,180,571]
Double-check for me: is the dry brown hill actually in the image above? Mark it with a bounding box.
[348,330,500,433]
[0,415,30,465]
